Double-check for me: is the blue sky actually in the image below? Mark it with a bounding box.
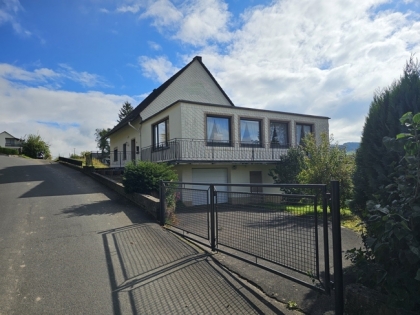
[1,0,420,157]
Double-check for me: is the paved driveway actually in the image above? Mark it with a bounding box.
[0,156,292,315]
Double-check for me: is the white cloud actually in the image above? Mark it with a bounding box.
[138,55,179,82]
[0,0,31,36]
[0,72,134,158]
[188,0,420,143]
[117,0,232,47]
[148,41,161,50]
[0,63,110,88]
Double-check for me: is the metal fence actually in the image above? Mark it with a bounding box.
[160,181,342,299]
[141,139,289,163]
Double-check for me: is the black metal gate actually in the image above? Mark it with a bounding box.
[160,181,343,308]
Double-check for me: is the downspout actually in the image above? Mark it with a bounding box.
[128,114,142,161]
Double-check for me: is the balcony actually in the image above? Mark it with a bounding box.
[5,139,22,147]
[139,138,290,164]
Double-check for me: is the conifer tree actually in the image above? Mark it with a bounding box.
[117,101,134,122]
[352,56,420,214]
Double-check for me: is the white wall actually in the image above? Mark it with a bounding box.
[141,59,232,121]
[180,102,329,145]
[109,117,141,168]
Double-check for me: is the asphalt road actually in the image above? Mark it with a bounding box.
[0,156,150,315]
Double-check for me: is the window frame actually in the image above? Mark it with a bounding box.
[239,117,262,147]
[113,148,118,162]
[295,123,313,146]
[206,114,232,146]
[152,118,169,150]
[269,120,289,148]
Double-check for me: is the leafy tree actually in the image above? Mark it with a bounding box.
[299,132,354,207]
[269,133,354,205]
[348,112,420,311]
[94,128,111,155]
[268,146,304,185]
[117,101,133,122]
[353,56,420,215]
[22,134,51,159]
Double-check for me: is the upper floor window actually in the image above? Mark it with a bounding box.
[153,118,169,149]
[113,148,118,161]
[296,123,312,145]
[240,119,261,146]
[270,121,288,148]
[207,116,231,145]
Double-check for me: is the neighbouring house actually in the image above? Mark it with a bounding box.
[106,56,329,203]
[0,131,22,152]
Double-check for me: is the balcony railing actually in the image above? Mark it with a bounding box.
[139,138,290,163]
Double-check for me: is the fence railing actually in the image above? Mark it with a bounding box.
[139,138,290,163]
[160,180,344,311]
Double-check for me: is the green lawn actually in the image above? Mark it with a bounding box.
[261,202,363,233]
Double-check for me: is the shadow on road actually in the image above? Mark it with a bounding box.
[99,224,287,315]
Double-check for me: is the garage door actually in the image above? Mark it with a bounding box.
[192,168,228,205]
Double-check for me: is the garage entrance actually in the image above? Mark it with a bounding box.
[191,168,228,205]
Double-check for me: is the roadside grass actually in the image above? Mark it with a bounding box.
[262,202,363,233]
[70,157,109,168]
[84,158,109,168]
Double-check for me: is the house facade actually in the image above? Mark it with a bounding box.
[106,56,329,197]
[0,131,22,151]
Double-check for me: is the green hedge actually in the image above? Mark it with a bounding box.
[0,146,19,155]
[123,161,178,195]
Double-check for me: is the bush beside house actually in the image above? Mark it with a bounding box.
[123,161,178,196]
[0,146,19,155]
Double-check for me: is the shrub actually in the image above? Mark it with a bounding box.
[22,134,51,159]
[123,161,178,196]
[0,146,19,155]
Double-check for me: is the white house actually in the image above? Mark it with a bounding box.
[106,56,329,199]
[0,131,22,151]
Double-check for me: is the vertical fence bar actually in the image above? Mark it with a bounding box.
[210,184,216,251]
[159,180,166,226]
[331,180,343,315]
[323,187,331,295]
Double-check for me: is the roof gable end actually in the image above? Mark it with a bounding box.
[107,56,234,137]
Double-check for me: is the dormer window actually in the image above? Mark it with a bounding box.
[206,115,231,145]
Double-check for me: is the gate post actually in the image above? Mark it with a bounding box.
[210,184,216,251]
[331,180,343,315]
[159,180,166,226]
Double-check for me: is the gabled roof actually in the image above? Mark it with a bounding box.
[106,56,234,137]
[0,131,20,140]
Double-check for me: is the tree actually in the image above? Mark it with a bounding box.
[22,134,51,159]
[268,146,304,184]
[352,56,420,215]
[94,128,111,155]
[117,101,133,122]
[298,133,354,207]
[348,112,420,311]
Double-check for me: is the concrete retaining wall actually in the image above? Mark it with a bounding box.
[58,161,160,220]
